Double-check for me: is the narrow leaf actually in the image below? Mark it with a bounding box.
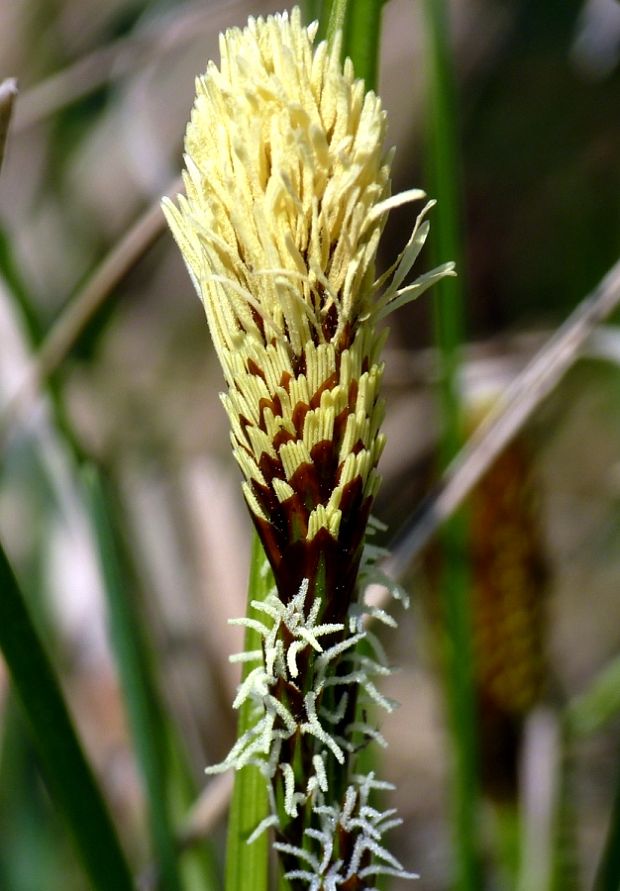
[84,466,183,891]
[0,695,78,891]
[593,763,620,891]
[302,0,321,26]
[342,0,384,91]
[566,653,620,738]
[0,536,135,891]
[422,0,481,888]
[320,0,350,46]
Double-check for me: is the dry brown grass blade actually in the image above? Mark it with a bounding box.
[386,255,620,579]
[0,175,183,448]
[13,41,141,133]
[177,772,234,850]
[12,0,272,133]
[0,78,18,176]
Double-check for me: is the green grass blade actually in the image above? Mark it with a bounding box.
[318,0,350,45]
[423,0,466,431]
[565,659,620,890]
[564,656,620,891]
[342,0,384,91]
[0,695,80,891]
[0,228,85,461]
[0,536,135,891]
[550,736,581,891]
[326,0,349,45]
[84,466,184,891]
[307,0,384,91]
[225,532,273,891]
[165,729,222,891]
[594,764,620,891]
[302,0,322,25]
[566,654,620,738]
[0,228,43,345]
[422,1,481,888]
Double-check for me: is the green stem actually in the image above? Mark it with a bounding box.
[423,0,466,440]
[302,0,321,26]
[566,653,620,738]
[342,0,384,91]
[318,0,383,91]
[0,537,135,891]
[422,1,481,888]
[321,0,350,46]
[225,533,273,891]
[594,760,620,891]
[84,467,184,891]
[567,655,620,888]
[550,730,581,891]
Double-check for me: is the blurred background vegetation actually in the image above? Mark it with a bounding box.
[1,0,620,889]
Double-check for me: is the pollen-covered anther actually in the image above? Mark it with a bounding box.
[246,426,277,462]
[272,478,295,503]
[241,481,269,522]
[233,447,267,486]
[338,411,370,464]
[302,406,335,452]
[279,440,313,481]
[337,449,373,491]
[307,504,342,541]
[305,343,337,394]
[263,408,294,444]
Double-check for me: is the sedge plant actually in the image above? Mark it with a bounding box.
[163,8,453,887]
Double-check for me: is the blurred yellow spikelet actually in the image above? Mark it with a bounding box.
[469,420,548,799]
[426,399,549,800]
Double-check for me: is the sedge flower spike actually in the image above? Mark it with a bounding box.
[163,7,454,614]
[164,8,454,887]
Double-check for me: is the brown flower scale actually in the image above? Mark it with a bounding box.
[229,322,385,616]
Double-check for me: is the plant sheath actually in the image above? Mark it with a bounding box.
[342,0,384,92]
[225,533,272,891]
